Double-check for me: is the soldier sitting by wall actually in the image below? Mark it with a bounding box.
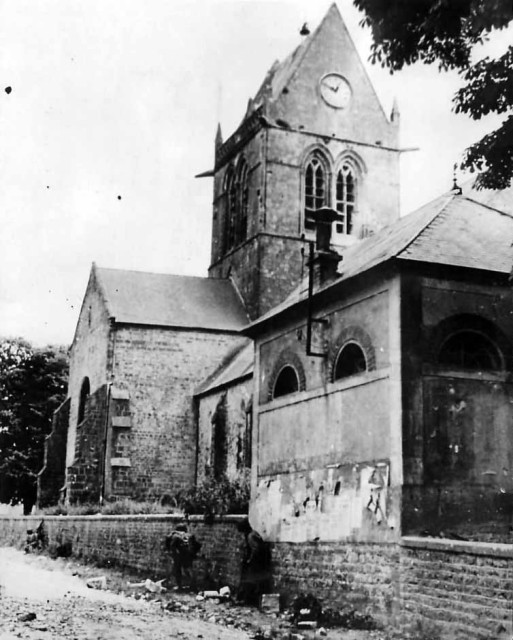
[24,520,46,553]
[236,518,271,605]
[164,523,202,590]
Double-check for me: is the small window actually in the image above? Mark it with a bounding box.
[438,331,502,371]
[273,365,300,399]
[334,343,367,380]
[77,377,90,425]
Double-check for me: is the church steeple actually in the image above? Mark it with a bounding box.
[208,4,401,321]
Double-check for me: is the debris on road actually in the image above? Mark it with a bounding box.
[86,576,107,590]
[17,611,37,622]
[260,593,280,614]
[127,578,166,593]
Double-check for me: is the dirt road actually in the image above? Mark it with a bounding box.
[0,547,250,640]
[0,547,387,640]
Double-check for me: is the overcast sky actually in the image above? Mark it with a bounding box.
[1,0,511,347]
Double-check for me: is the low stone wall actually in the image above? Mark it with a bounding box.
[2,517,513,638]
[0,514,246,588]
[401,536,513,639]
[272,541,399,621]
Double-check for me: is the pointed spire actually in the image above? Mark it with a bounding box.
[391,97,400,123]
[245,98,255,117]
[215,123,223,150]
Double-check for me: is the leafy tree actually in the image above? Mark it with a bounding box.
[0,338,68,514]
[354,0,513,189]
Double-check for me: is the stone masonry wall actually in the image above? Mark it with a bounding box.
[272,541,400,623]
[67,268,112,468]
[37,398,70,508]
[0,515,246,589]
[401,537,513,639]
[67,385,109,504]
[112,326,247,499]
[197,378,253,483]
[0,516,511,638]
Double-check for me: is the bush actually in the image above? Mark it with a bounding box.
[39,475,249,518]
[176,472,250,520]
[40,498,180,516]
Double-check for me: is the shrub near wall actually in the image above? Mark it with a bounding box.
[0,514,246,588]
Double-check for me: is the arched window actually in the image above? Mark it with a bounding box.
[223,159,249,253]
[211,393,227,480]
[236,160,249,245]
[335,164,356,235]
[77,377,90,425]
[304,155,328,231]
[273,365,300,399]
[302,150,362,236]
[226,169,237,252]
[438,331,502,371]
[333,343,367,380]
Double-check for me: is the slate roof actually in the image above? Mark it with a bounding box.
[461,180,513,216]
[94,267,249,332]
[195,341,254,397]
[247,193,513,330]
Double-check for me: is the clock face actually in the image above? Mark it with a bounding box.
[319,73,352,109]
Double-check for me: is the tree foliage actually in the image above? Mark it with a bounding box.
[354,0,513,189]
[0,338,68,514]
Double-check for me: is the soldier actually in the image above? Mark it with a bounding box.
[237,518,271,605]
[164,523,201,590]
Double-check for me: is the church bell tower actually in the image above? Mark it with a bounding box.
[204,4,401,321]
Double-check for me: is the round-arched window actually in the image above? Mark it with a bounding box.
[438,331,502,371]
[77,377,90,425]
[334,342,367,380]
[273,365,300,399]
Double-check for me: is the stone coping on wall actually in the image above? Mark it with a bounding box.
[0,514,248,524]
[401,535,513,558]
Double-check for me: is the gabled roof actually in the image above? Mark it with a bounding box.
[195,341,254,397]
[246,192,513,332]
[94,266,249,332]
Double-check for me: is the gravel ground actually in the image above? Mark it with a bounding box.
[0,547,389,640]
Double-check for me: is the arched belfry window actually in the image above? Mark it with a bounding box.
[438,331,502,371]
[334,342,367,380]
[303,150,362,236]
[273,365,300,399]
[77,377,90,425]
[225,168,237,252]
[223,158,249,254]
[335,164,356,235]
[236,160,249,245]
[304,154,328,231]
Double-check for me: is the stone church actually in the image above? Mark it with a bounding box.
[39,2,513,553]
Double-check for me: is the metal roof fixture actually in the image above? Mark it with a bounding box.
[306,208,343,357]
